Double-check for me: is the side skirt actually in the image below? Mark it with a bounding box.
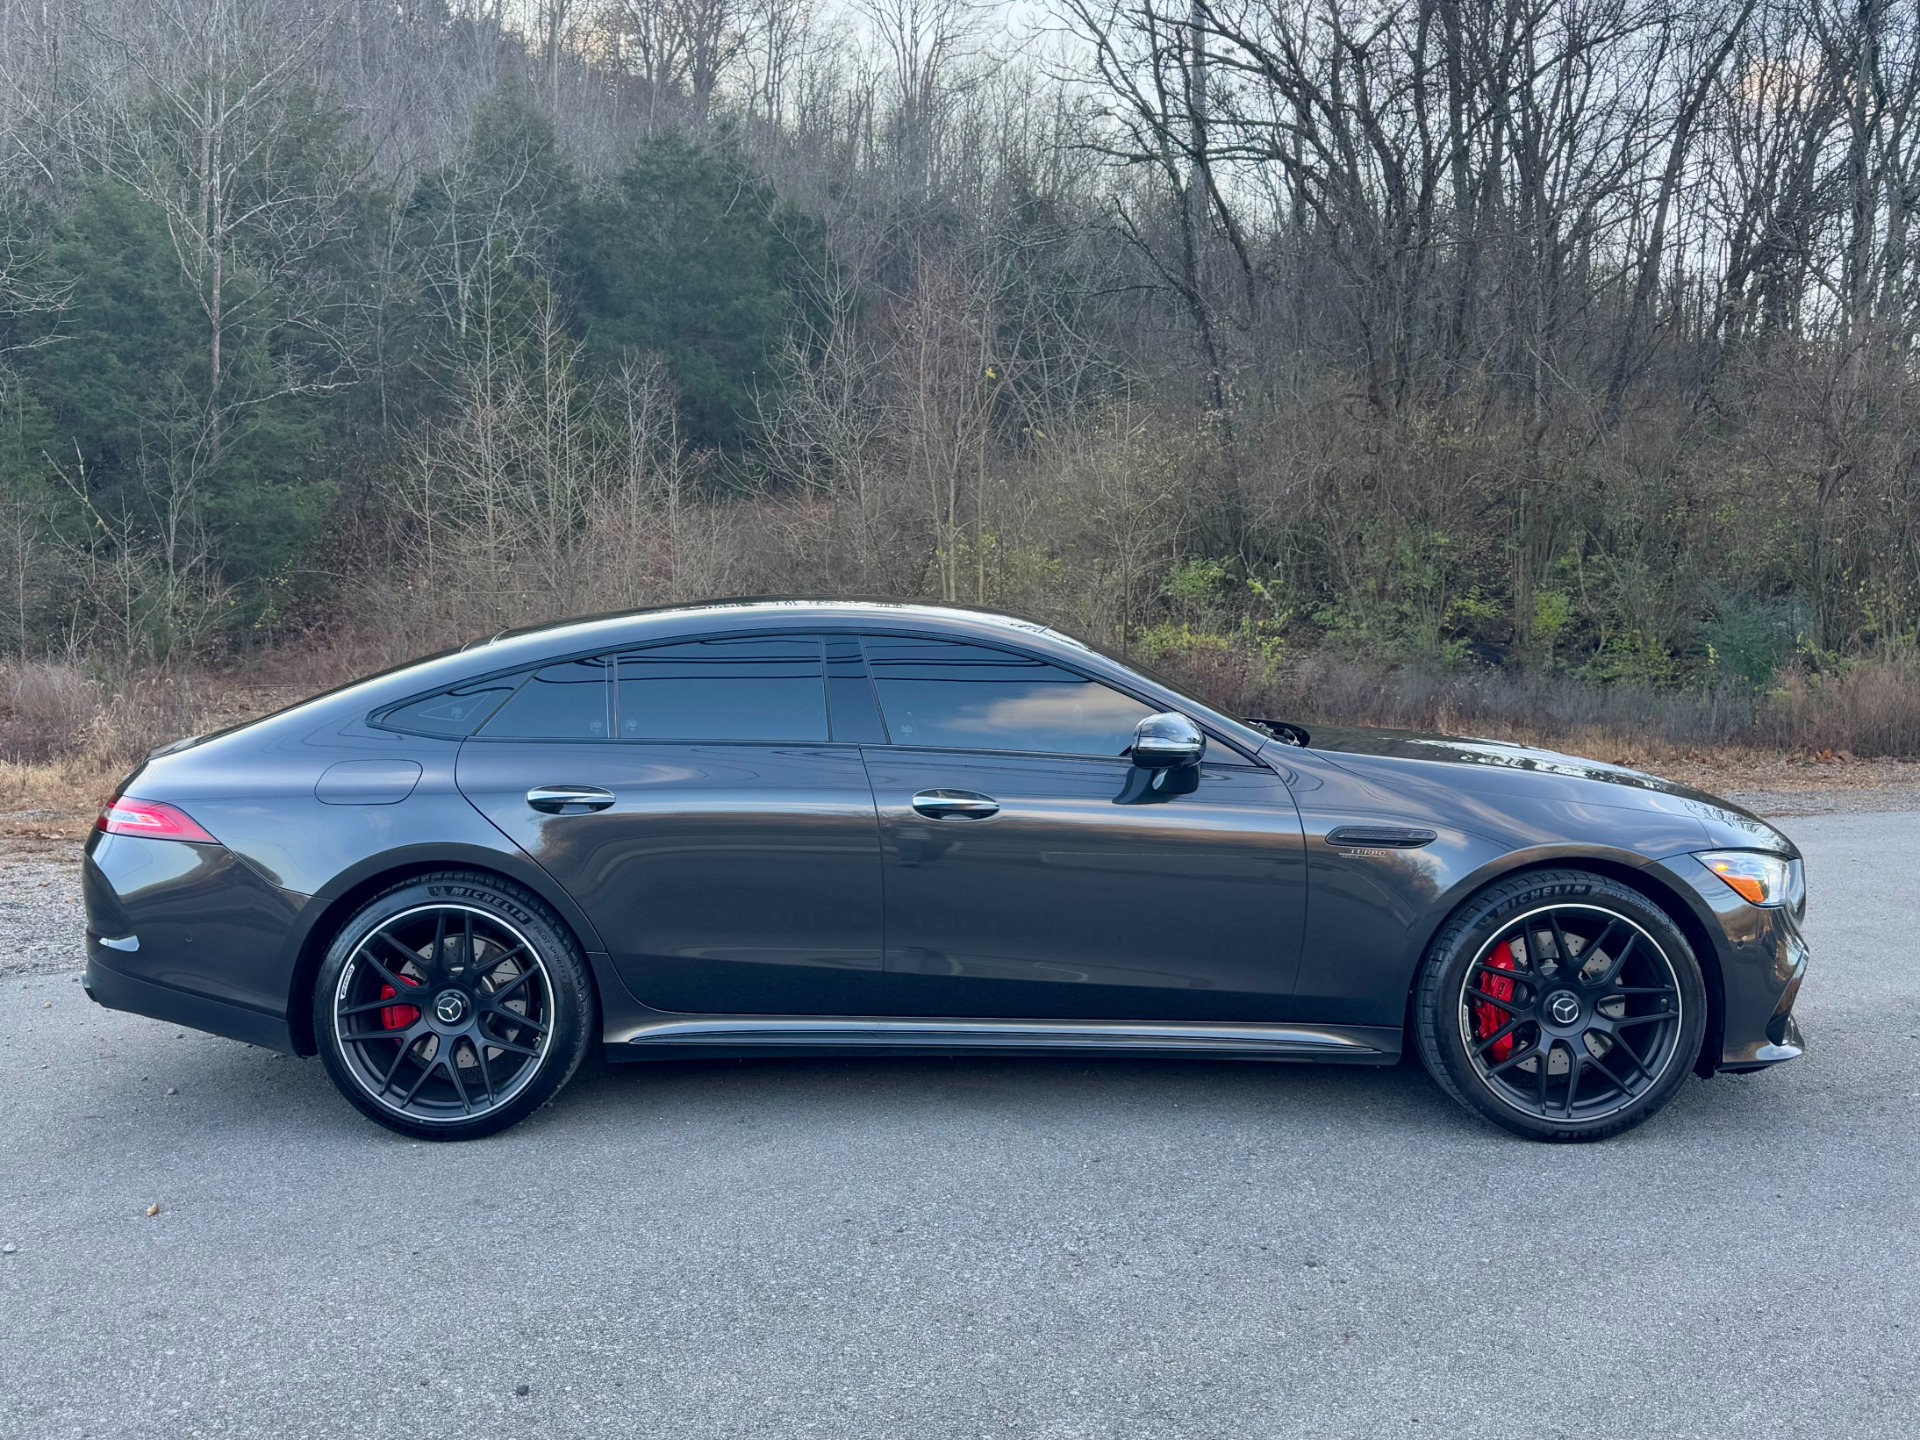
[604,1016,1401,1064]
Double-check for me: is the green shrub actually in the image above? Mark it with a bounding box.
[1705,598,1809,691]
[1582,631,1678,688]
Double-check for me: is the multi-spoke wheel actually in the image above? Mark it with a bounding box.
[315,873,593,1140]
[1415,870,1707,1141]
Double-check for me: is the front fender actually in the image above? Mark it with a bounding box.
[1282,751,1719,1026]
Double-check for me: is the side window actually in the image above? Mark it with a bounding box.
[617,637,829,743]
[375,681,516,738]
[479,659,611,740]
[863,636,1153,757]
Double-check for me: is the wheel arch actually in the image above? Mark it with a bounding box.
[1400,853,1727,1078]
[283,845,608,1056]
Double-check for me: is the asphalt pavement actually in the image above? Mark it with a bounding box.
[1,810,1916,1439]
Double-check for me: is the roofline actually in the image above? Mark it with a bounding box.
[484,597,1081,647]
[213,597,1279,762]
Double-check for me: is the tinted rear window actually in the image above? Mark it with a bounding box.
[617,637,828,742]
[864,637,1151,756]
[479,660,612,739]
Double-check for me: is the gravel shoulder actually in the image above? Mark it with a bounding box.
[1719,785,1920,816]
[0,838,83,980]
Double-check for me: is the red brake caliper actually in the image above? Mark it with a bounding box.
[379,975,421,1031]
[1473,940,1518,1062]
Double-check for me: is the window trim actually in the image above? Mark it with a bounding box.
[366,623,1260,762]
[824,635,890,745]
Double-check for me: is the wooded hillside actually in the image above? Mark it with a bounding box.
[4,0,1920,756]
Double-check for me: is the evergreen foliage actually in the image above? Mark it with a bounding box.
[572,134,819,450]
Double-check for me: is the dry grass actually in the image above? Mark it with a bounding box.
[1154,643,1920,757]
[1757,652,1920,756]
[0,663,103,764]
[0,752,141,841]
[1609,746,1920,797]
[0,663,303,841]
[1150,642,1920,811]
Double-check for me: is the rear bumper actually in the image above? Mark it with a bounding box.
[83,946,297,1052]
[81,829,305,1052]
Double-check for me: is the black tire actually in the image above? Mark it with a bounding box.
[314,872,595,1140]
[1414,869,1706,1142]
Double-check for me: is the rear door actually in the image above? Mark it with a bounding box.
[855,634,1308,1020]
[456,635,887,1015]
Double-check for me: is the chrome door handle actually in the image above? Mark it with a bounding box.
[526,785,616,814]
[910,789,1000,820]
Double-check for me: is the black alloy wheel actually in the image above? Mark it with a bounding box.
[1415,870,1707,1142]
[315,873,594,1140]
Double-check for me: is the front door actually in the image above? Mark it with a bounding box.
[456,637,887,1015]
[855,635,1308,1020]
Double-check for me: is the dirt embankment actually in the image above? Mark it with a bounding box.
[1605,750,1920,818]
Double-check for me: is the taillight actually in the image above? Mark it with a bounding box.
[96,796,218,844]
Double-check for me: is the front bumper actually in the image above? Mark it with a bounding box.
[1721,1011,1805,1071]
[1661,853,1810,1074]
[81,829,305,1052]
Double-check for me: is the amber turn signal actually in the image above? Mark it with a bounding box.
[1697,850,1794,907]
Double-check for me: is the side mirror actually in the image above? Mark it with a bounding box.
[1131,711,1205,769]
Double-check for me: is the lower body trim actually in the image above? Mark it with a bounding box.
[607,1015,1400,1062]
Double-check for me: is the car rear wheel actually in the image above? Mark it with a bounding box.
[314,873,594,1140]
[1414,870,1706,1142]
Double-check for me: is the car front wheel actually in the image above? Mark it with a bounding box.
[314,873,594,1140]
[1415,869,1707,1142]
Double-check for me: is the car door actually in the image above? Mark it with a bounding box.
[455,635,887,1016]
[855,634,1308,1021]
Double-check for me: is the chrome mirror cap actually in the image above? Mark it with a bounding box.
[1132,711,1205,768]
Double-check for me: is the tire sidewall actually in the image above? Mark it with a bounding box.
[1418,871,1707,1141]
[314,873,593,1140]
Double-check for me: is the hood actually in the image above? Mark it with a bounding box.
[1290,725,1796,857]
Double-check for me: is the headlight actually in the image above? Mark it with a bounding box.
[1697,850,1796,907]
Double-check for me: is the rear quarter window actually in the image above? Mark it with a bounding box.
[373,681,517,738]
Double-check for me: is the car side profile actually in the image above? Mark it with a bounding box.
[81,600,1809,1142]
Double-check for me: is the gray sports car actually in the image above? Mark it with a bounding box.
[82,600,1807,1141]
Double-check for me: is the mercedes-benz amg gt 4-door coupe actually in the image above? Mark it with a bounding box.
[82,601,1808,1141]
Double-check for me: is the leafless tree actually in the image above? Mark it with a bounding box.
[82,0,356,461]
